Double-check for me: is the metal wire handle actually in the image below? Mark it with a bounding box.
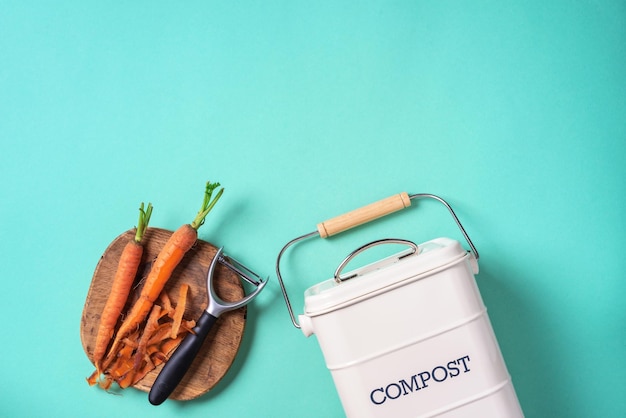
[275,193,478,329]
[333,238,418,283]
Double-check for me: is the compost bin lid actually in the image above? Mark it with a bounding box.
[303,237,472,316]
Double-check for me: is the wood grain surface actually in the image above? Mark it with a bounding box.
[80,227,246,401]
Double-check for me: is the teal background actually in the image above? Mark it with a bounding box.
[1,1,624,417]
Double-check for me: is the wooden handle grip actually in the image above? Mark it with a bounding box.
[317,192,411,238]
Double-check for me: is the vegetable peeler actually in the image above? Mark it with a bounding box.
[148,248,268,405]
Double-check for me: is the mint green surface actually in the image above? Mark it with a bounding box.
[1,1,624,417]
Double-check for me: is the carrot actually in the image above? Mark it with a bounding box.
[90,202,153,382]
[105,181,223,362]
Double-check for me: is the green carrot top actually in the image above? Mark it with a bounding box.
[134,202,153,243]
[190,181,224,230]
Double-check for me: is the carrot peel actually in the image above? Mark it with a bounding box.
[170,284,189,338]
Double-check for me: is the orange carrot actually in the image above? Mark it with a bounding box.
[105,181,223,361]
[90,202,153,381]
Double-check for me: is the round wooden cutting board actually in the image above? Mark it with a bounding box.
[80,227,246,401]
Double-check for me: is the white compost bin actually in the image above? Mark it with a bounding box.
[276,192,524,417]
[300,238,523,417]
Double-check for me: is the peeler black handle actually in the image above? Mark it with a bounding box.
[148,311,217,405]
